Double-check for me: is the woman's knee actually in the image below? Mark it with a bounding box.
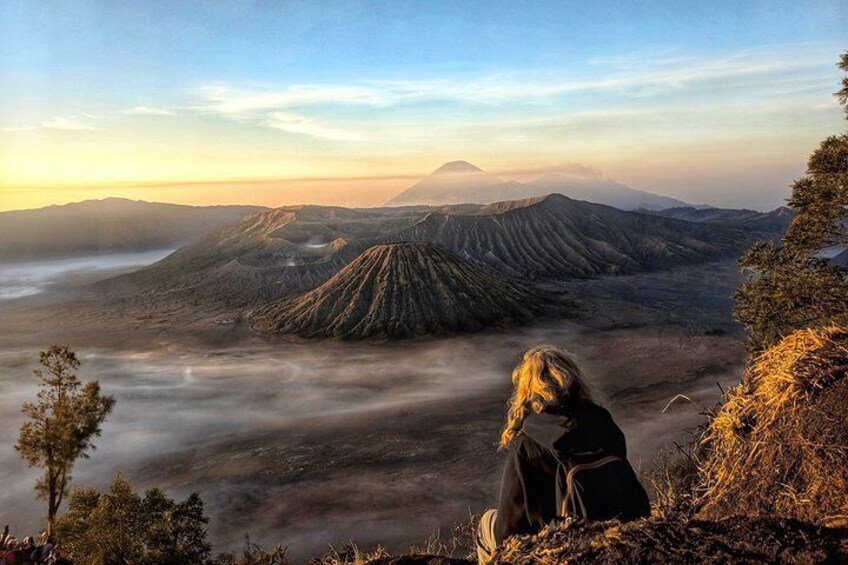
[480,509,497,529]
[476,509,499,564]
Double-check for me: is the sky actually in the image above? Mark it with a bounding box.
[1,0,846,212]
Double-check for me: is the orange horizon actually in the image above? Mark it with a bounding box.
[0,163,610,213]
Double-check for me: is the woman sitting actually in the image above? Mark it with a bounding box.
[476,345,650,563]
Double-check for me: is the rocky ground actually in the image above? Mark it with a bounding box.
[358,517,848,565]
[488,517,848,564]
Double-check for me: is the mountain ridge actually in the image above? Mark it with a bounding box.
[645,205,794,232]
[0,198,266,259]
[104,194,764,313]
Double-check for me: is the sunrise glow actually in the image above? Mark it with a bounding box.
[1,1,846,211]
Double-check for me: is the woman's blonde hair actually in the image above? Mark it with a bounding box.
[499,345,592,447]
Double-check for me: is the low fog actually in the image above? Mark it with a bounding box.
[0,255,746,559]
[0,249,175,300]
[0,328,741,558]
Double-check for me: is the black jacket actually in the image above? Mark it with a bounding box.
[494,402,650,543]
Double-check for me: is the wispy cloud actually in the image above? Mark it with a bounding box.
[1,126,36,132]
[192,51,826,112]
[266,112,366,141]
[40,116,96,131]
[122,106,174,116]
[186,48,833,143]
[192,84,387,117]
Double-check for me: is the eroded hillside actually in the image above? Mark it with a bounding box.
[250,242,553,338]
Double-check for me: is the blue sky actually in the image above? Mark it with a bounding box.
[1,0,846,210]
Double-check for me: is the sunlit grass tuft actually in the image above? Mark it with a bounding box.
[697,325,848,526]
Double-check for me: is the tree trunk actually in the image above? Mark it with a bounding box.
[47,471,57,535]
[47,493,56,535]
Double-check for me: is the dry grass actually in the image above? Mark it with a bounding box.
[641,444,700,519]
[407,511,480,560]
[409,510,480,560]
[697,325,848,525]
[308,543,391,565]
[307,514,479,565]
[214,534,291,565]
[490,516,848,564]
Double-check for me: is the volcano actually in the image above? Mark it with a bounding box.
[250,242,548,338]
[385,161,696,210]
[384,161,506,206]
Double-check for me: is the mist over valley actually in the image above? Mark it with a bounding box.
[0,225,748,557]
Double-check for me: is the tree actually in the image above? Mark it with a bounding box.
[16,345,116,533]
[837,51,848,113]
[55,475,212,565]
[57,475,147,565]
[734,52,848,351]
[146,489,212,565]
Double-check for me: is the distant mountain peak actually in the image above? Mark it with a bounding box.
[386,161,698,210]
[432,161,484,174]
